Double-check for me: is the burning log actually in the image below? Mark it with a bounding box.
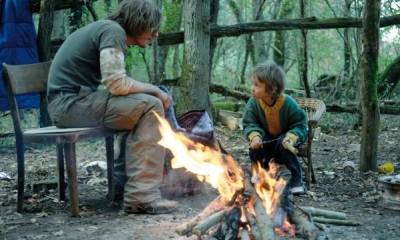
[176,196,227,236]
[254,196,276,239]
[211,207,241,239]
[192,209,226,236]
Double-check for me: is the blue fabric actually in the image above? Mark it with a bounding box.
[0,0,39,111]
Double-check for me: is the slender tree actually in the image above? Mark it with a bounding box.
[298,0,311,97]
[178,0,211,113]
[360,0,380,172]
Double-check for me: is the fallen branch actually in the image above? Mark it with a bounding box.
[300,206,347,220]
[312,217,360,226]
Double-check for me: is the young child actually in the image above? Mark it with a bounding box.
[242,61,308,194]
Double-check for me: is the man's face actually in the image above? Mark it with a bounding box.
[251,76,276,105]
[127,31,158,48]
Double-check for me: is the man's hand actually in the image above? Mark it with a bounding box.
[250,135,263,149]
[282,132,299,154]
[157,90,172,110]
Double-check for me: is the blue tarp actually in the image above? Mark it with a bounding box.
[0,0,39,111]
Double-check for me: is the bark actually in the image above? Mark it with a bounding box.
[298,0,311,98]
[252,0,268,63]
[378,55,400,98]
[37,0,55,62]
[360,0,380,172]
[273,0,294,66]
[157,14,400,45]
[178,0,211,113]
[343,0,352,80]
[226,0,254,85]
[69,0,83,33]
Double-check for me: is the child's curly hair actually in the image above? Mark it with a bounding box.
[252,61,286,99]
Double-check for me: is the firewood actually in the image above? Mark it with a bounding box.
[290,209,320,240]
[192,210,226,236]
[300,206,347,220]
[176,196,227,236]
[240,229,251,240]
[312,217,360,226]
[211,207,241,240]
[254,196,276,240]
[242,206,262,240]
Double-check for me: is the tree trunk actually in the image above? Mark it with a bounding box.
[273,0,294,66]
[152,0,182,84]
[343,0,352,80]
[252,0,268,63]
[178,0,211,113]
[210,0,220,72]
[37,0,55,62]
[360,0,380,172]
[378,55,400,98]
[69,0,82,33]
[226,0,254,85]
[298,0,311,97]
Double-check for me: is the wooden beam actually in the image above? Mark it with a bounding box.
[158,14,400,45]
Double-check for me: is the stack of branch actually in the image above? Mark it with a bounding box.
[176,167,321,240]
[300,206,360,226]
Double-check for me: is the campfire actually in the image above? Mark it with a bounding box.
[156,114,321,240]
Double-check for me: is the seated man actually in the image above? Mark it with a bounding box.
[47,0,177,214]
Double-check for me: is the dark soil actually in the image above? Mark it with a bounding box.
[1,112,399,240]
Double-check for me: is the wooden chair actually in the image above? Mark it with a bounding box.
[2,62,115,216]
[295,97,326,189]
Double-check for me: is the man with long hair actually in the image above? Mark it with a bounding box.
[47,0,178,214]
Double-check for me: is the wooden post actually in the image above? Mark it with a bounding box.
[178,0,211,113]
[360,0,380,172]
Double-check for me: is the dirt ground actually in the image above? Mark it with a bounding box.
[0,112,399,240]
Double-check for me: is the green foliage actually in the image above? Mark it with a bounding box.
[161,0,182,32]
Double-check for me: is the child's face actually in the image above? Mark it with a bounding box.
[251,76,276,105]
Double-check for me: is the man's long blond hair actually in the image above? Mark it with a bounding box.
[108,0,162,37]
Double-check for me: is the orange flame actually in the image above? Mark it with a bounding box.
[155,113,244,202]
[252,161,287,215]
[252,161,295,236]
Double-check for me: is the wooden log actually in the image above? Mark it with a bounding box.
[312,217,360,226]
[240,229,251,240]
[30,0,98,12]
[300,206,347,220]
[289,208,320,240]
[254,196,276,240]
[192,210,226,236]
[211,207,241,240]
[242,207,262,240]
[158,14,400,45]
[176,196,227,236]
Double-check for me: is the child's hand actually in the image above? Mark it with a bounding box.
[282,132,299,154]
[250,136,263,149]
